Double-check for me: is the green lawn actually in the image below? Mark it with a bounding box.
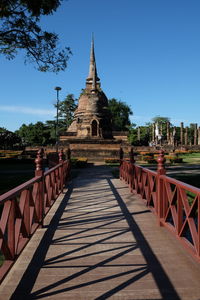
[0,172,34,195]
[170,173,200,189]
[180,152,200,164]
[0,160,35,195]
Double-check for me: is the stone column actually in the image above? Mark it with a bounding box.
[185,127,188,145]
[198,127,200,145]
[137,127,141,141]
[172,127,176,147]
[167,122,170,145]
[152,123,155,142]
[194,123,197,145]
[180,122,184,146]
[160,123,163,136]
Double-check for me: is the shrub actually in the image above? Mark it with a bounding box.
[140,152,154,156]
[105,158,120,164]
[175,150,188,154]
[71,157,88,168]
[168,157,183,164]
[143,155,152,161]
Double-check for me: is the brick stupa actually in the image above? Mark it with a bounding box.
[60,37,129,160]
[65,37,113,139]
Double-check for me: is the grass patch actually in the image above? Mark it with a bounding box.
[170,173,200,189]
[180,152,200,164]
[71,157,88,168]
[0,162,34,172]
[0,159,35,195]
[0,172,34,195]
[106,162,120,167]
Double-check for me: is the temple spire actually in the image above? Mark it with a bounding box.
[87,35,100,83]
[91,61,97,93]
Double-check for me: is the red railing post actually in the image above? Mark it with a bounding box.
[198,196,200,258]
[35,148,44,227]
[157,149,166,225]
[7,200,15,260]
[119,146,124,179]
[59,148,65,191]
[129,147,135,192]
[66,147,71,183]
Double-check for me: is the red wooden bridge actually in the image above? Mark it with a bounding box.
[0,149,200,299]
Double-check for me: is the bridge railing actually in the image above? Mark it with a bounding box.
[120,149,200,262]
[0,148,70,283]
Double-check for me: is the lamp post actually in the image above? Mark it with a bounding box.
[54,86,62,152]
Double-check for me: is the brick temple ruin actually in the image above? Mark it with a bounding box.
[60,38,129,159]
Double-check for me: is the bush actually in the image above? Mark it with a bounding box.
[71,157,88,168]
[0,158,34,165]
[143,155,152,161]
[139,152,154,156]
[0,150,23,158]
[175,150,188,154]
[105,158,120,164]
[168,156,183,164]
[188,150,200,154]
[143,156,157,164]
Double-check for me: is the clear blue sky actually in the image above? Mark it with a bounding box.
[1,0,200,131]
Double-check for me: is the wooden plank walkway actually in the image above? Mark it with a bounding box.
[0,165,200,300]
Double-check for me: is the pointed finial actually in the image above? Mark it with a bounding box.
[87,34,100,83]
[59,148,65,163]
[35,148,44,175]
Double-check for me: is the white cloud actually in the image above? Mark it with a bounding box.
[0,105,54,116]
[130,115,152,124]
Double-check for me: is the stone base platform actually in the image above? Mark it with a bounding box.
[59,138,130,161]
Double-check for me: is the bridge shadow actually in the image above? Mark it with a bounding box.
[10,166,181,300]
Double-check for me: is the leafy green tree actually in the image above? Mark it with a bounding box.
[128,124,137,144]
[0,127,21,149]
[108,98,133,131]
[56,94,77,132]
[45,120,57,142]
[0,0,72,72]
[129,125,150,146]
[16,122,53,146]
[188,123,197,145]
[151,115,171,142]
[152,116,170,124]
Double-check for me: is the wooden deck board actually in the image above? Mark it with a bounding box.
[0,165,200,300]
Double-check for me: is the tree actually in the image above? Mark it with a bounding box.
[0,127,21,149]
[108,98,133,131]
[56,94,77,131]
[16,122,53,146]
[152,116,171,124]
[45,120,57,142]
[128,125,150,146]
[151,115,171,142]
[0,0,72,72]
